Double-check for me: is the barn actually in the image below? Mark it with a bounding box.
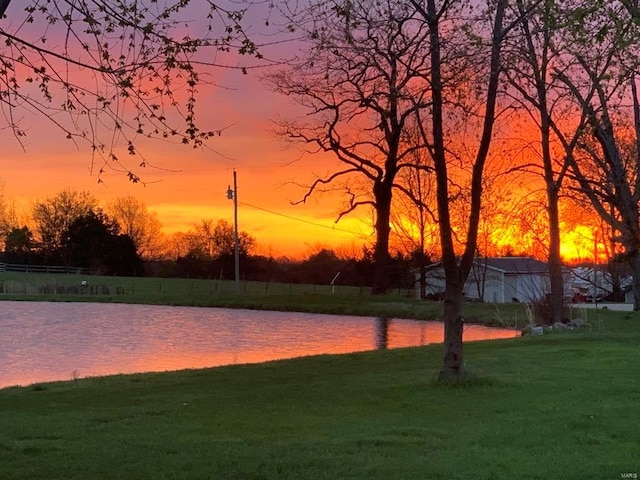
[417,257,551,303]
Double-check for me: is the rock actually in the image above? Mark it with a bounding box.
[521,324,545,336]
[568,317,589,329]
[553,322,572,331]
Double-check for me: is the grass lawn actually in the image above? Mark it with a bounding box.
[0,272,531,327]
[0,299,639,479]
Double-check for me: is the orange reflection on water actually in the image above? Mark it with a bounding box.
[121,320,381,375]
[0,303,519,388]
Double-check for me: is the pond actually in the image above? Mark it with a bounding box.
[0,301,519,388]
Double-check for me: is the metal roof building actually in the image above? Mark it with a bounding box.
[418,257,550,303]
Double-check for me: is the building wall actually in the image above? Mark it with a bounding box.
[421,269,446,298]
[420,268,549,303]
[467,267,504,302]
[511,274,548,302]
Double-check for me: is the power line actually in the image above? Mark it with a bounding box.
[238,201,373,239]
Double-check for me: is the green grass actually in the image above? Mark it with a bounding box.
[0,271,533,326]
[0,308,639,479]
[1,272,638,478]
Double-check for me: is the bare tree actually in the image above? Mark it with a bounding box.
[264,0,433,294]
[31,189,97,254]
[0,179,19,249]
[164,231,193,260]
[391,122,438,299]
[190,219,255,258]
[470,167,529,302]
[551,1,640,309]
[410,0,513,381]
[105,196,164,260]
[0,1,260,180]
[501,0,576,324]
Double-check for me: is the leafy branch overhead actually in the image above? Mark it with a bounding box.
[0,0,261,181]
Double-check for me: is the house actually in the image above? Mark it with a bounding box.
[417,257,551,303]
[565,266,633,303]
[565,266,613,302]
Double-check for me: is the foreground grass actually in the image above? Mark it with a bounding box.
[1,309,639,479]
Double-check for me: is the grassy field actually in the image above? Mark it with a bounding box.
[1,272,638,478]
[0,271,532,326]
[0,308,638,479]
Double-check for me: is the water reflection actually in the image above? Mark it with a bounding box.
[0,301,519,388]
[375,317,390,350]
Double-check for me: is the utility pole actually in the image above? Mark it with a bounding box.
[226,169,240,294]
[593,228,598,307]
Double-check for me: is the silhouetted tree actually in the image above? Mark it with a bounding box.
[175,252,210,279]
[105,234,144,277]
[0,181,18,250]
[409,0,511,381]
[300,249,344,285]
[185,219,255,259]
[3,226,37,264]
[32,189,97,260]
[392,121,438,298]
[172,219,256,280]
[266,1,433,295]
[61,210,141,275]
[551,1,640,310]
[105,196,164,260]
[502,0,575,324]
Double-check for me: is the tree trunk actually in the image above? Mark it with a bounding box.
[631,253,640,311]
[609,262,622,301]
[0,0,11,17]
[513,0,566,325]
[421,0,506,382]
[439,278,466,382]
[541,90,565,324]
[547,192,565,324]
[419,264,427,299]
[371,183,392,295]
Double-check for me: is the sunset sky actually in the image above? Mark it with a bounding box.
[0,2,603,262]
[1,110,373,259]
[0,8,375,259]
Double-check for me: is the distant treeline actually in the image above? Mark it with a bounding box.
[144,248,416,289]
[0,189,423,288]
[0,244,417,289]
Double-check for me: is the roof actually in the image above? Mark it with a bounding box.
[424,257,549,275]
[475,257,549,274]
